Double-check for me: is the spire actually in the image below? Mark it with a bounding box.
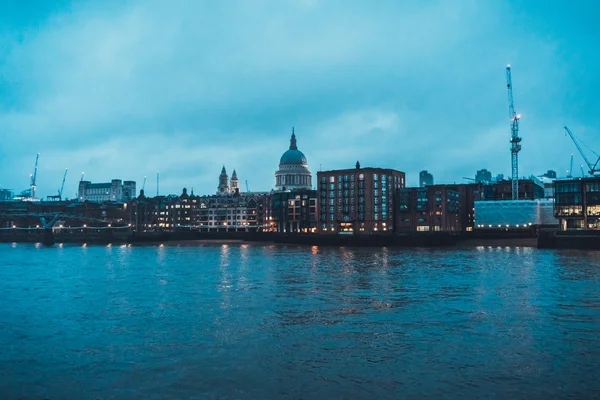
[232,169,238,179]
[220,165,227,176]
[289,127,297,150]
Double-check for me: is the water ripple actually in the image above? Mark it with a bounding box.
[0,243,599,399]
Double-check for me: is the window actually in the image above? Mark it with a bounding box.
[374,182,379,189]
[330,176,335,183]
[374,174,378,181]
[359,174,364,180]
[321,177,326,183]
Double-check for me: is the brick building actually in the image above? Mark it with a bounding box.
[264,189,318,232]
[396,185,461,232]
[395,183,484,233]
[316,162,405,234]
[484,178,544,201]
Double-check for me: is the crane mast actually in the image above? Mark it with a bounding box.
[567,154,574,178]
[30,153,40,199]
[506,66,521,200]
[59,169,68,200]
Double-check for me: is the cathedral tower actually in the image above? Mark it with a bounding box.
[231,169,239,192]
[217,166,229,195]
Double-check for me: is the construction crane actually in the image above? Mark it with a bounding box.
[506,65,522,200]
[245,180,249,192]
[29,153,40,199]
[567,154,574,178]
[563,126,600,176]
[59,169,68,199]
[47,168,68,201]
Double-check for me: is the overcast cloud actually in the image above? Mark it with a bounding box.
[1,0,599,197]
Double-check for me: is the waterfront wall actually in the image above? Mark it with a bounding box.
[538,229,600,250]
[0,228,543,248]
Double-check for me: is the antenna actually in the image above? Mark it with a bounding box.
[156,171,159,197]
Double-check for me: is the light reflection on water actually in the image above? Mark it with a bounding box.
[0,243,599,399]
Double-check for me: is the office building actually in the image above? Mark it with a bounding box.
[475,169,492,183]
[419,170,434,187]
[264,189,318,233]
[0,189,12,201]
[554,177,600,230]
[78,179,136,203]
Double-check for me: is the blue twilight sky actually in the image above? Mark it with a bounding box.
[0,0,599,198]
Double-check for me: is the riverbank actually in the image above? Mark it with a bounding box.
[0,229,545,248]
[2,227,597,249]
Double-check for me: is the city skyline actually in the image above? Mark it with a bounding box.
[1,0,599,197]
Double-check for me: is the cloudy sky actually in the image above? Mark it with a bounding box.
[0,0,598,198]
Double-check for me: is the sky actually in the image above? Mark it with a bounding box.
[0,0,599,198]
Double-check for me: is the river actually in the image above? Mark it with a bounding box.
[1,242,599,399]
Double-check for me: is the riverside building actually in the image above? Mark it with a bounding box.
[316,162,405,234]
[78,179,136,203]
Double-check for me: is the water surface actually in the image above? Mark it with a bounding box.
[1,243,599,399]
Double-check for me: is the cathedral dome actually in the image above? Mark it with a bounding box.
[279,148,307,166]
[274,128,312,191]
